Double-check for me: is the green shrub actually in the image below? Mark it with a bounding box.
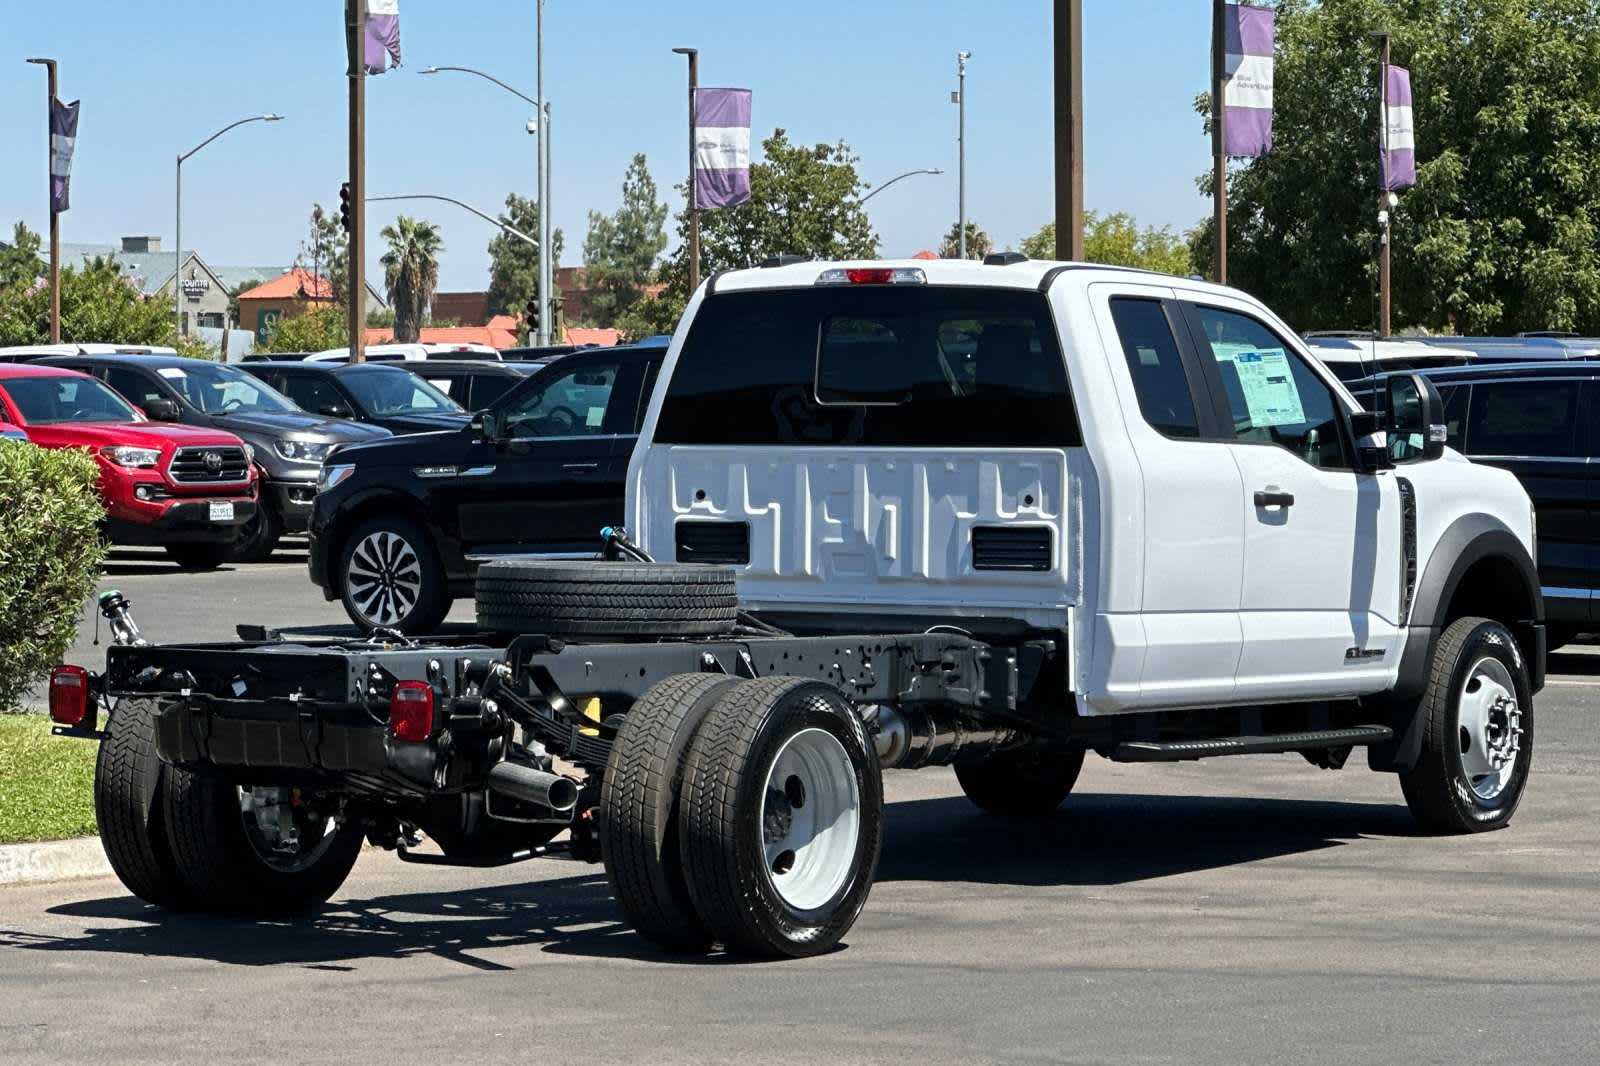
[0,442,106,711]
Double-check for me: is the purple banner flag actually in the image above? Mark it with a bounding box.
[365,0,401,75]
[694,88,752,210]
[50,98,79,214]
[1223,3,1275,158]
[1383,65,1417,191]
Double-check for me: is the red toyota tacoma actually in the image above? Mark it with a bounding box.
[0,364,258,569]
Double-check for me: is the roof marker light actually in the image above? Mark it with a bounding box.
[816,267,927,286]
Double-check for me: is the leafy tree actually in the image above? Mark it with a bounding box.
[583,154,669,328]
[1022,213,1195,275]
[0,256,173,347]
[939,220,993,261]
[381,216,443,344]
[262,305,347,354]
[0,222,44,289]
[1192,0,1600,334]
[296,204,347,303]
[487,193,564,324]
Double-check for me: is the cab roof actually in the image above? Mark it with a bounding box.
[706,256,1215,297]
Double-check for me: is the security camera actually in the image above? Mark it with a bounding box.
[526,118,538,135]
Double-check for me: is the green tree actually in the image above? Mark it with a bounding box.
[296,204,347,301]
[0,256,173,347]
[380,216,443,344]
[1022,213,1194,275]
[939,220,993,261]
[262,305,347,354]
[1192,0,1600,334]
[0,222,44,289]
[487,193,565,327]
[583,154,669,328]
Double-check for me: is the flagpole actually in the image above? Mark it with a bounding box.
[27,58,61,343]
[1378,32,1393,337]
[346,0,367,363]
[673,47,699,293]
[1212,0,1228,286]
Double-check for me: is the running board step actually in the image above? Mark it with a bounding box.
[1110,725,1394,763]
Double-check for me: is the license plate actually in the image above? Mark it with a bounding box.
[209,502,235,522]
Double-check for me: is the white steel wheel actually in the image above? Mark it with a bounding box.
[759,727,861,911]
[1456,657,1524,803]
[346,529,423,628]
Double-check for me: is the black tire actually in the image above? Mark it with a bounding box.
[163,771,365,913]
[678,677,883,958]
[954,748,1085,817]
[601,672,742,951]
[1399,616,1534,834]
[338,514,452,634]
[93,699,195,909]
[474,560,738,639]
[164,542,229,570]
[226,503,282,563]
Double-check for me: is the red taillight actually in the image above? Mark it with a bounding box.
[847,268,894,284]
[389,680,434,742]
[49,665,90,726]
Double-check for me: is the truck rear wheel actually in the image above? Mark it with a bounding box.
[955,748,1084,817]
[678,677,882,958]
[94,699,194,909]
[474,560,738,639]
[600,673,740,951]
[1400,616,1534,833]
[163,772,365,913]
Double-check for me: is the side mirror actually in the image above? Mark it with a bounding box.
[141,398,181,422]
[472,410,501,440]
[1386,373,1447,464]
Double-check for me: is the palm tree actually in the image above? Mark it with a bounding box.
[380,216,443,343]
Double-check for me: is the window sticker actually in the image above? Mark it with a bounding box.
[157,367,187,380]
[585,406,605,427]
[1211,343,1305,427]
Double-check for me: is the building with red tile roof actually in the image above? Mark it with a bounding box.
[236,268,385,345]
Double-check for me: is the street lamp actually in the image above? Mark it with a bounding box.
[860,168,944,204]
[366,193,537,247]
[175,114,282,335]
[420,60,551,344]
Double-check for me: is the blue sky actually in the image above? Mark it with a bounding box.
[1,1,1215,292]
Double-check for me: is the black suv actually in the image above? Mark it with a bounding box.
[41,354,391,560]
[241,361,470,435]
[308,339,669,632]
[407,359,544,411]
[1352,360,1592,646]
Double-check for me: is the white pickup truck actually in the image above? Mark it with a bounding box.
[60,256,1541,961]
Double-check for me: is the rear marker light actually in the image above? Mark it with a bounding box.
[389,680,435,742]
[815,267,926,286]
[49,665,90,726]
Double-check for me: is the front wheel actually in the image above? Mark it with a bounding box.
[226,503,282,563]
[1399,616,1534,833]
[164,542,229,570]
[338,515,451,634]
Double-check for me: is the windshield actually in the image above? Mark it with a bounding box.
[156,361,299,415]
[4,376,140,425]
[340,368,463,417]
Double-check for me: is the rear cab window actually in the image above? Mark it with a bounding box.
[654,287,1079,448]
[1465,380,1580,457]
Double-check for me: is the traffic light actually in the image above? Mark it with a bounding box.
[338,182,352,234]
[525,297,539,335]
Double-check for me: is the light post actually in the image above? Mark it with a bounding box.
[420,59,551,344]
[859,168,944,204]
[175,114,282,335]
[953,52,971,259]
[25,57,62,343]
[671,47,699,293]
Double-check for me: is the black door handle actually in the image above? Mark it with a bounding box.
[1254,490,1295,509]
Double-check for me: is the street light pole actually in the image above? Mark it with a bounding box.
[25,58,60,343]
[956,51,970,259]
[672,48,700,293]
[367,194,538,247]
[1052,0,1085,261]
[174,113,282,336]
[859,168,944,204]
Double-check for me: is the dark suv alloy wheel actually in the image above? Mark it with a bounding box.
[337,514,452,634]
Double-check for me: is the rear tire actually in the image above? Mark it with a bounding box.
[955,748,1084,817]
[1399,616,1533,834]
[338,515,451,634]
[600,673,741,951]
[93,699,194,909]
[474,560,739,639]
[226,503,282,563]
[678,677,882,958]
[164,542,229,570]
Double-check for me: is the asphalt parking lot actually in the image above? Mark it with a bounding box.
[5,548,1599,1064]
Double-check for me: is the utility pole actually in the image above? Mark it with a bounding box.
[543,100,556,342]
[673,47,700,293]
[1212,0,1228,285]
[955,51,970,259]
[26,58,61,343]
[1378,32,1393,338]
[345,0,367,363]
[1053,0,1084,261]
[535,0,550,346]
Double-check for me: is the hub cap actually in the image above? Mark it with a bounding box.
[237,786,341,873]
[1457,656,1524,802]
[759,728,860,911]
[346,530,422,627]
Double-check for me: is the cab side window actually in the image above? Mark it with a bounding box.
[1465,380,1578,458]
[1188,305,1350,470]
[104,367,164,408]
[501,361,621,439]
[1108,298,1200,438]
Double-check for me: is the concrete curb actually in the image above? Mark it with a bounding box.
[0,836,112,886]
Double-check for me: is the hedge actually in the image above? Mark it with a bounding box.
[0,441,106,711]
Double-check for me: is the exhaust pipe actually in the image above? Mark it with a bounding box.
[488,760,580,814]
[866,705,1025,769]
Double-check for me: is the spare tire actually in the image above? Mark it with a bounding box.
[474,559,739,638]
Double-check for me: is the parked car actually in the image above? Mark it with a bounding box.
[240,361,470,435]
[309,339,669,630]
[406,359,544,411]
[1303,334,1478,382]
[0,363,257,568]
[307,342,501,363]
[0,421,27,442]
[500,343,596,360]
[1350,359,1595,648]
[39,354,391,561]
[0,343,179,363]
